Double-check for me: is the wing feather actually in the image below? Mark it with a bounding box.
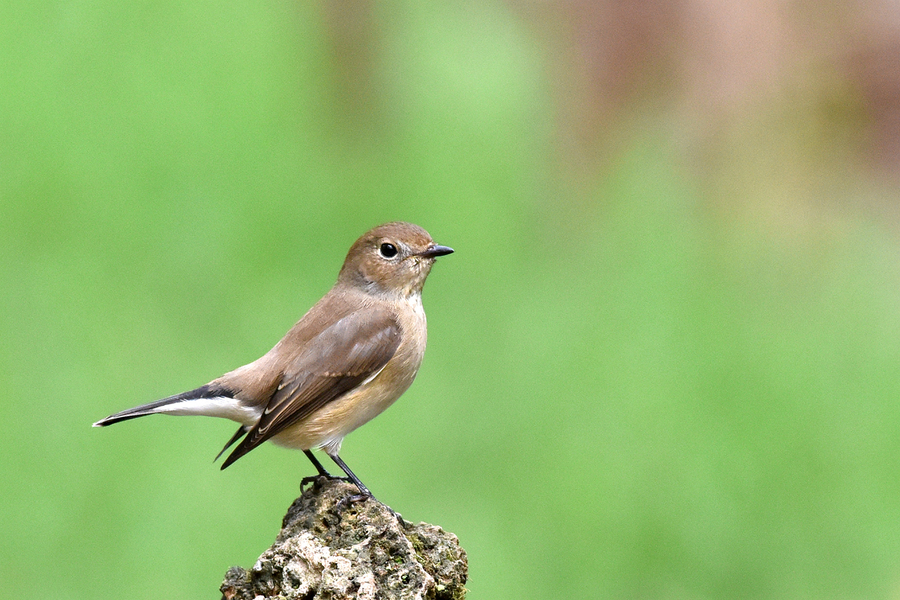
[220,308,400,468]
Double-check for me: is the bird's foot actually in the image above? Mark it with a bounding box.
[300,475,320,490]
[331,491,409,528]
[300,474,352,491]
[334,492,371,512]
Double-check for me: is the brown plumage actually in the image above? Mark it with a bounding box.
[93,222,453,498]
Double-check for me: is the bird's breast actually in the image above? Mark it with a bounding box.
[271,296,429,454]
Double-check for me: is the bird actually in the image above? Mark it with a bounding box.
[93,221,453,501]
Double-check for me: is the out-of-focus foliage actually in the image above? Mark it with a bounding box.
[3,1,900,599]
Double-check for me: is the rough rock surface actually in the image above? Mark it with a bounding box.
[220,478,467,600]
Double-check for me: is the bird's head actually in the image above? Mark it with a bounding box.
[338,222,453,298]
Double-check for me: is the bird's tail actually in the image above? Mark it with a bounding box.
[92,384,239,427]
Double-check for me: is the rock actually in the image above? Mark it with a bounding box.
[220,478,467,600]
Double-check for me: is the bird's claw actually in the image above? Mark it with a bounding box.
[300,474,352,491]
[331,492,409,529]
[334,492,371,512]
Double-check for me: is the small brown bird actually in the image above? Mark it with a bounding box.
[93,222,453,500]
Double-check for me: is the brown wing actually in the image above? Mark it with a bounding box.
[220,308,400,468]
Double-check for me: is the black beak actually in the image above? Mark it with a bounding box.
[420,244,454,258]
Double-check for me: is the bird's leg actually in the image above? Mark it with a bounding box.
[328,453,372,498]
[304,450,332,477]
[328,453,408,527]
[300,450,351,488]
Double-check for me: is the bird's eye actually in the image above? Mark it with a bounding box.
[379,242,398,258]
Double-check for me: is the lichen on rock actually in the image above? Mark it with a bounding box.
[220,478,467,600]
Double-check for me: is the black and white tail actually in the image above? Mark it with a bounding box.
[92,384,250,427]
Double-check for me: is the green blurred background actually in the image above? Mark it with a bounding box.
[4,1,900,598]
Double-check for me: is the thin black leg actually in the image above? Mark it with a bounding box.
[328,453,372,497]
[304,450,332,477]
[327,453,405,526]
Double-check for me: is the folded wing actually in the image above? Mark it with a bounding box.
[220,307,401,468]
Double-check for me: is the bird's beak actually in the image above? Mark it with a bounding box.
[419,244,454,258]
